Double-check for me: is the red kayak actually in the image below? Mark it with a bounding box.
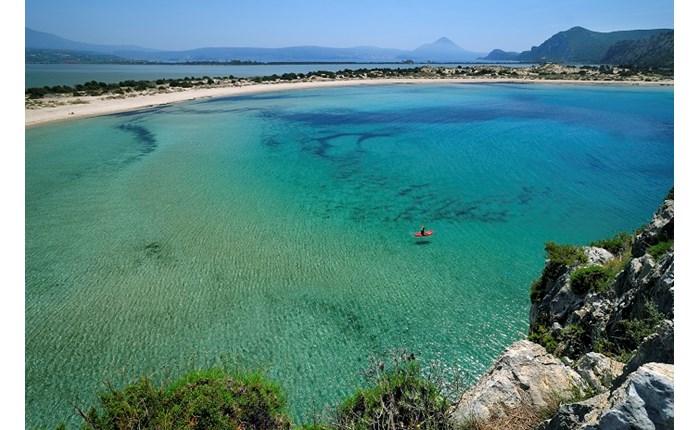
[414,230,434,237]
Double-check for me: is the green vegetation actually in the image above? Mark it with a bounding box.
[589,232,633,256]
[648,239,673,260]
[544,242,588,267]
[595,301,665,362]
[25,63,672,103]
[620,301,664,347]
[528,325,558,354]
[569,266,615,295]
[73,368,291,430]
[665,186,674,201]
[529,278,545,303]
[335,352,457,430]
[57,352,464,430]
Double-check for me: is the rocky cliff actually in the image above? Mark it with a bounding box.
[452,193,674,429]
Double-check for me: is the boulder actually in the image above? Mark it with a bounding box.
[451,340,590,427]
[539,363,674,430]
[574,353,624,393]
[599,363,674,429]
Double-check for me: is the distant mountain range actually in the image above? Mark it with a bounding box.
[26,26,673,67]
[482,26,673,67]
[25,28,485,63]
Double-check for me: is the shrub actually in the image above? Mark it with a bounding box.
[569,266,614,294]
[589,231,633,256]
[74,368,291,430]
[528,325,558,354]
[335,353,454,430]
[620,301,664,346]
[544,242,588,267]
[530,278,545,303]
[665,186,674,201]
[647,239,673,260]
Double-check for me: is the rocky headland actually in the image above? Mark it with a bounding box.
[451,192,674,429]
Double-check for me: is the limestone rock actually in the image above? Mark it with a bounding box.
[599,363,674,429]
[539,363,674,430]
[574,353,624,393]
[632,199,673,257]
[451,340,590,427]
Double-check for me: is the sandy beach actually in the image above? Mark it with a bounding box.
[25,77,673,128]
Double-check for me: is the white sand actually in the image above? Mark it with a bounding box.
[25,77,673,128]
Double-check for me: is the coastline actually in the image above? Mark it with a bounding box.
[25,77,673,128]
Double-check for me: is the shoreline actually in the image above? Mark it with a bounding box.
[25,77,673,128]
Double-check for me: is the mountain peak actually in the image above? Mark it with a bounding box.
[433,36,456,45]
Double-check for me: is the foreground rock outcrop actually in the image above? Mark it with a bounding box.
[452,193,674,429]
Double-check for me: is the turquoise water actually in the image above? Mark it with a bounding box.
[25,83,673,427]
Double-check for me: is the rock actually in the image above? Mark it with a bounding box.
[539,392,609,430]
[632,199,673,257]
[583,247,614,266]
[575,353,624,393]
[540,363,674,430]
[599,363,674,430]
[451,340,590,428]
[618,320,674,383]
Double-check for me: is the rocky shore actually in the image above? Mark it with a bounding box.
[451,194,674,429]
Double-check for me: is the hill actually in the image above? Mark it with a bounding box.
[480,26,673,65]
[517,26,671,63]
[601,31,674,69]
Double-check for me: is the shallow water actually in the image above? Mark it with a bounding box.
[25,83,673,427]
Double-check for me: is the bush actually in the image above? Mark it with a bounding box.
[335,353,454,430]
[589,231,633,255]
[528,325,558,354]
[530,278,545,303]
[569,266,614,294]
[620,301,664,346]
[544,242,588,267]
[75,368,291,430]
[647,239,673,260]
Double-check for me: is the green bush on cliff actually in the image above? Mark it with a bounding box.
[335,353,454,430]
[530,278,546,303]
[544,242,588,267]
[648,239,673,260]
[74,368,291,430]
[570,266,614,294]
[528,325,558,354]
[589,231,633,256]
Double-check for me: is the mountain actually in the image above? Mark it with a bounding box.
[516,26,672,63]
[25,28,484,63]
[401,37,485,62]
[480,49,520,62]
[114,45,408,63]
[601,31,674,69]
[25,27,158,55]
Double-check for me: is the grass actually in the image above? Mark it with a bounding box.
[647,239,673,260]
[544,242,588,267]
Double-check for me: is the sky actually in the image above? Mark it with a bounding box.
[24,0,674,52]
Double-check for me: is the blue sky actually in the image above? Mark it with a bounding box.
[25,0,674,52]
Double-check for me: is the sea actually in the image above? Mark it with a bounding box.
[25,82,674,428]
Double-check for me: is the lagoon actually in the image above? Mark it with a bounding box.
[25,83,673,427]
